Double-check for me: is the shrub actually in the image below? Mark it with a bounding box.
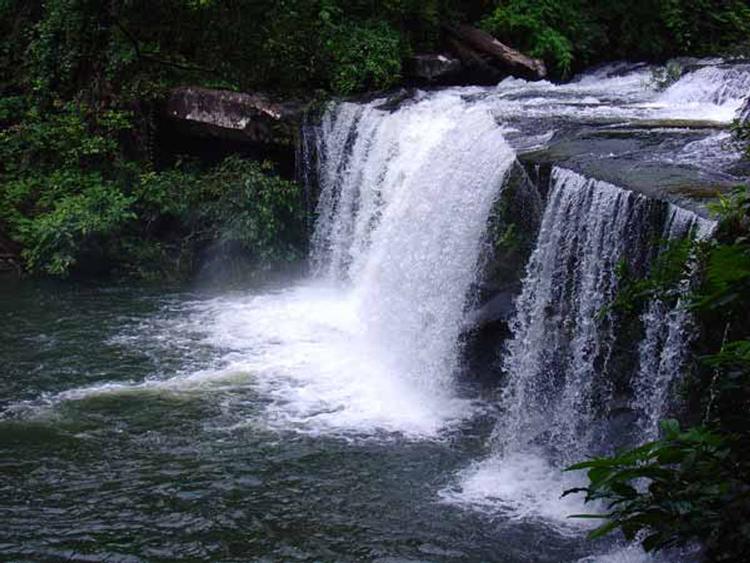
[0,100,305,277]
[21,182,135,275]
[564,420,750,559]
[325,20,403,95]
[480,0,605,77]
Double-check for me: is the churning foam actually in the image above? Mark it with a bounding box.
[440,451,594,534]
[198,283,475,437]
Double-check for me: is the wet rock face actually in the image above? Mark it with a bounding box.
[165,87,306,146]
[517,123,740,216]
[478,162,544,303]
[461,162,543,384]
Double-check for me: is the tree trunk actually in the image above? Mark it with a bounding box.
[444,23,547,80]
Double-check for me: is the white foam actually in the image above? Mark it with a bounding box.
[441,451,597,535]
[657,65,750,121]
[199,283,476,437]
[578,543,658,563]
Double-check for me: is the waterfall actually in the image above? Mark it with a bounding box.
[295,60,734,521]
[497,168,713,462]
[446,166,713,522]
[632,207,716,439]
[496,168,656,464]
[307,92,516,394]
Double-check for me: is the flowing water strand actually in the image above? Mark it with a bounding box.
[309,102,367,276]
[632,207,716,439]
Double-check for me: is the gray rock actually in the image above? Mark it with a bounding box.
[465,289,517,328]
[165,87,306,146]
[405,54,462,83]
[517,124,740,217]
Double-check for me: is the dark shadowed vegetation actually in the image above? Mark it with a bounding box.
[2,0,749,276]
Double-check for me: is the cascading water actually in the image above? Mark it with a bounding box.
[496,168,655,464]
[632,208,716,440]
[442,65,748,532]
[494,171,715,462]
[7,58,749,563]
[446,167,715,533]
[309,94,516,394]
[657,64,750,120]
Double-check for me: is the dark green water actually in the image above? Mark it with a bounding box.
[0,279,617,562]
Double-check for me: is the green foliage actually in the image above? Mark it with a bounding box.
[0,102,135,269]
[9,0,750,97]
[480,0,601,77]
[564,420,750,559]
[134,157,304,278]
[0,100,304,277]
[4,0,750,281]
[606,235,698,319]
[480,0,750,78]
[696,243,750,310]
[137,157,305,269]
[660,0,750,55]
[709,186,750,243]
[22,183,136,275]
[326,20,403,95]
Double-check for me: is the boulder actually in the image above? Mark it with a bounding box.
[164,87,306,146]
[405,53,462,83]
[444,24,547,82]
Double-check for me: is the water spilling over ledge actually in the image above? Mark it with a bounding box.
[2,59,748,561]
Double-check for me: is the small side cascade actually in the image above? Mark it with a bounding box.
[632,207,716,439]
[496,168,657,464]
[494,167,713,464]
[447,166,716,525]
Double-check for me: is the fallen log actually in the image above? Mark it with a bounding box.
[444,23,547,80]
